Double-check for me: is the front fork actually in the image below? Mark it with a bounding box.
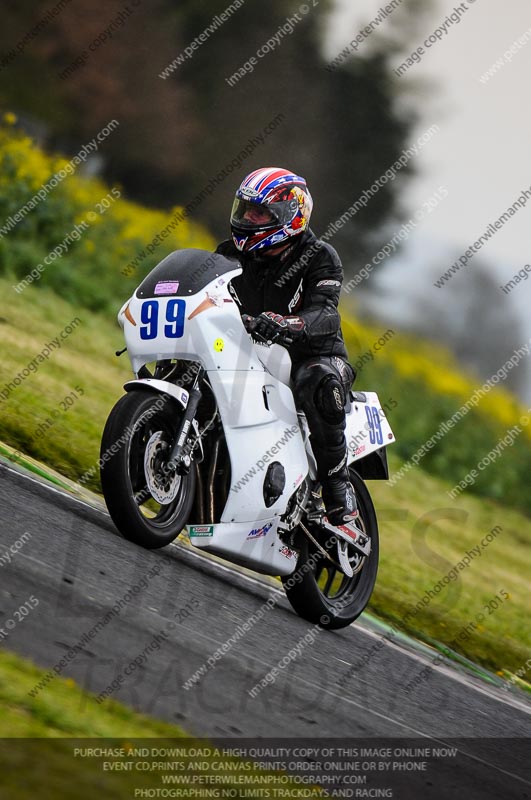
[165,367,205,474]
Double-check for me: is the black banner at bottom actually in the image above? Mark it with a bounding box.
[0,738,528,799]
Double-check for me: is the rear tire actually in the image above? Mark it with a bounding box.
[100,390,196,549]
[281,470,379,630]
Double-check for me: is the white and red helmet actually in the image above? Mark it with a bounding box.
[230,167,313,254]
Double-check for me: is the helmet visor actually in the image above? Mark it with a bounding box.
[231,197,298,229]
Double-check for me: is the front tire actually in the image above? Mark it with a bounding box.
[100,390,196,548]
[281,469,379,630]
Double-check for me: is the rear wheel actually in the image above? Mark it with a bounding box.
[100,391,196,548]
[281,470,379,630]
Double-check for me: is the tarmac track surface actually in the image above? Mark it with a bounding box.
[0,464,529,798]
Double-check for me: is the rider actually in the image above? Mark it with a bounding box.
[216,167,360,540]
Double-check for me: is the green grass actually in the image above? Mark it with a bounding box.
[0,277,530,684]
[368,453,530,680]
[0,277,131,491]
[0,648,187,798]
[0,649,186,738]
[0,649,313,799]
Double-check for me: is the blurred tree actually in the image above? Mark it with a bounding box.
[0,0,421,258]
[450,268,528,398]
[0,0,199,204]
[361,251,528,398]
[155,0,417,253]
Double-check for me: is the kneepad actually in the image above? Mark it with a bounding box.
[314,374,345,424]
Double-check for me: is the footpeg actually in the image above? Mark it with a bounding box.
[322,518,371,558]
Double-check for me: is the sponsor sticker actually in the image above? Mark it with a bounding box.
[214,338,224,352]
[189,525,214,537]
[279,544,297,559]
[188,290,232,320]
[154,280,179,295]
[247,522,273,540]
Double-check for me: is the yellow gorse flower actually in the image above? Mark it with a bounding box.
[0,124,214,262]
[341,315,529,440]
[1,122,526,445]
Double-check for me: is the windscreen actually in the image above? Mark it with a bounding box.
[136,249,239,298]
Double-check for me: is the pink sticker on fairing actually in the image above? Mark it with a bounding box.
[154,281,179,295]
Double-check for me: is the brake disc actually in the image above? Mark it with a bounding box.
[143,432,182,504]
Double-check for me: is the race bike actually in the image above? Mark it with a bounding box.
[100,249,395,629]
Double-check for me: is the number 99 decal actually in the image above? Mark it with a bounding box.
[140,299,186,340]
[365,405,384,445]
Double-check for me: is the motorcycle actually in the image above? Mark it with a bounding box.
[100,248,395,629]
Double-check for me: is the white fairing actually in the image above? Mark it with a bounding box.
[119,261,307,576]
[346,392,396,464]
[253,341,293,385]
[188,519,298,577]
[119,254,394,577]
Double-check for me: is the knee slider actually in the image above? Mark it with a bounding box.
[314,375,345,424]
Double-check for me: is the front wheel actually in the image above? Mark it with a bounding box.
[281,470,379,630]
[100,390,196,548]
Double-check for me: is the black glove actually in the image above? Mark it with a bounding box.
[251,311,306,346]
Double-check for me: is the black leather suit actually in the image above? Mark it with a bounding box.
[216,230,355,506]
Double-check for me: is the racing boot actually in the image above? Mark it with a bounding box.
[323,476,358,526]
[317,442,358,522]
[318,443,368,557]
[322,475,370,581]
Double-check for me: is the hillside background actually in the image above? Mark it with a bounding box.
[0,0,529,682]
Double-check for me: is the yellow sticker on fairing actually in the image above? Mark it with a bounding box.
[214,339,224,352]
